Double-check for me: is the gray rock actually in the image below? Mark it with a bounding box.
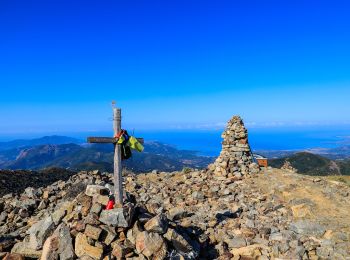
[101,226,116,245]
[90,203,102,215]
[316,246,333,258]
[290,220,326,237]
[168,207,187,221]
[99,204,134,228]
[27,215,55,250]
[11,241,42,258]
[52,207,67,225]
[164,228,196,257]
[269,232,284,241]
[85,185,108,197]
[192,191,204,200]
[24,187,40,198]
[37,200,47,210]
[135,231,166,258]
[0,212,7,222]
[12,198,36,209]
[3,193,13,199]
[225,237,246,248]
[144,214,168,234]
[54,223,75,260]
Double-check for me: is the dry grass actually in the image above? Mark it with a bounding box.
[325,175,350,187]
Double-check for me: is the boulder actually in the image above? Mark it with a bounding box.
[135,231,166,259]
[290,221,326,237]
[290,204,311,218]
[99,204,134,228]
[85,225,102,240]
[93,195,109,205]
[3,253,24,260]
[74,233,103,260]
[40,235,59,260]
[168,207,187,221]
[90,203,102,215]
[192,191,204,200]
[52,208,67,226]
[11,241,42,258]
[85,185,108,197]
[230,244,267,258]
[127,221,143,245]
[144,214,168,234]
[101,226,116,245]
[112,241,133,259]
[27,216,55,250]
[24,187,40,199]
[164,228,195,256]
[225,237,247,248]
[54,223,75,260]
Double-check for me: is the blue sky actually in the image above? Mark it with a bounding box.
[0,0,350,134]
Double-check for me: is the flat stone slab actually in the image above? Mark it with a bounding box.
[99,204,134,228]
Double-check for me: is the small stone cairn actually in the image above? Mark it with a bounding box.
[209,116,259,177]
[281,161,298,172]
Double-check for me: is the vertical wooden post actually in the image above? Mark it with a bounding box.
[113,107,123,206]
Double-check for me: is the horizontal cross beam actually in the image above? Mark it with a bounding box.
[87,137,144,144]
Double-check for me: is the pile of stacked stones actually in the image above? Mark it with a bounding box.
[209,116,259,177]
[281,161,298,173]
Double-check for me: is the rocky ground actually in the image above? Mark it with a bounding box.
[0,167,349,260]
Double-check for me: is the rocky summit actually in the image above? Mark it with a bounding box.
[0,116,349,260]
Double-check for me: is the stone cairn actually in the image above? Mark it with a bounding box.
[281,161,298,172]
[209,115,259,177]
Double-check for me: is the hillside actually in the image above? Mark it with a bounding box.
[0,168,76,197]
[269,152,350,176]
[257,144,350,160]
[0,140,214,173]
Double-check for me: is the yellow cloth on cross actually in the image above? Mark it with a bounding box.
[117,135,125,144]
[128,136,144,152]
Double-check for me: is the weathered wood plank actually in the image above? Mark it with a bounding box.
[87,137,144,144]
[87,137,116,143]
[113,108,123,206]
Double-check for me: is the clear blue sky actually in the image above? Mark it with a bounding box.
[0,0,349,134]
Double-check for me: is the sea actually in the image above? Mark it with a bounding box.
[138,126,350,156]
[1,126,349,157]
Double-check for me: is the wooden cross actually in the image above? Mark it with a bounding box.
[87,106,144,206]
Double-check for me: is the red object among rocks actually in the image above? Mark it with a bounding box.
[106,196,115,210]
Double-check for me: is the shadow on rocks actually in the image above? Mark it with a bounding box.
[175,224,218,259]
[215,208,243,226]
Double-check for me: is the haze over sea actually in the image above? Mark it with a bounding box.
[1,126,349,157]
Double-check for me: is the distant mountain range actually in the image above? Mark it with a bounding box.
[0,136,214,172]
[0,135,83,151]
[269,152,350,176]
[1,135,350,176]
